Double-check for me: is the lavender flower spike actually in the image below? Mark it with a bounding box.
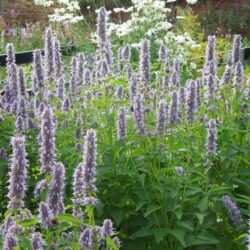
[186,80,196,123]
[48,162,65,216]
[117,107,127,140]
[18,68,27,99]
[219,65,231,85]
[62,96,71,111]
[38,202,52,229]
[222,195,242,228]
[53,38,62,80]
[97,7,108,49]
[7,136,28,209]
[102,219,113,238]
[56,77,65,99]
[79,227,94,249]
[83,129,97,193]
[168,91,179,125]
[3,232,18,250]
[133,93,146,135]
[246,77,250,100]
[157,100,167,135]
[40,107,56,173]
[140,39,151,92]
[205,119,217,156]
[6,43,15,66]
[33,50,44,94]
[206,35,216,62]
[15,116,24,134]
[233,61,244,91]
[231,35,241,65]
[72,163,84,219]
[31,233,44,250]
[44,27,54,82]
[122,44,131,62]
[158,43,167,63]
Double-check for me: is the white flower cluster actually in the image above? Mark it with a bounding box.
[33,0,83,23]
[107,0,172,40]
[167,0,198,4]
[106,0,198,64]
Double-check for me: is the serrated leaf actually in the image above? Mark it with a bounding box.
[17,218,37,227]
[144,204,161,217]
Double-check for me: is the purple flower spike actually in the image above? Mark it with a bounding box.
[38,202,52,229]
[231,35,241,65]
[158,43,167,63]
[186,80,196,123]
[39,107,56,173]
[206,35,216,62]
[77,53,85,85]
[31,233,44,250]
[206,119,217,156]
[133,93,146,135]
[33,50,45,94]
[97,7,108,49]
[80,227,93,249]
[140,39,151,92]
[169,91,179,125]
[222,195,242,228]
[62,96,70,111]
[117,107,127,140]
[3,232,18,250]
[220,65,231,86]
[6,43,15,66]
[15,116,24,133]
[53,38,62,80]
[48,162,65,216]
[44,27,54,82]
[102,219,113,238]
[233,61,244,91]
[122,44,131,62]
[18,68,27,99]
[157,100,167,135]
[83,129,97,193]
[8,136,28,209]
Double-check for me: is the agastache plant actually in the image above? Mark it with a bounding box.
[140,39,151,93]
[77,53,85,86]
[231,35,241,65]
[222,195,242,228]
[186,80,196,123]
[79,227,94,249]
[39,107,56,173]
[72,163,84,220]
[82,129,97,193]
[31,233,44,250]
[169,91,179,125]
[157,100,167,135]
[38,202,52,229]
[18,68,27,99]
[205,119,217,157]
[117,107,127,140]
[7,136,28,209]
[44,27,54,82]
[97,7,108,50]
[47,162,65,216]
[53,38,62,80]
[6,43,15,66]
[219,65,231,86]
[233,61,244,92]
[133,93,146,135]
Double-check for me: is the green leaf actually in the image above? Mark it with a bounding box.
[144,204,161,217]
[186,231,219,247]
[138,174,146,187]
[17,218,37,227]
[196,213,205,225]
[106,237,119,250]
[167,229,186,247]
[197,196,208,212]
[153,228,168,244]
[58,214,82,226]
[132,228,155,238]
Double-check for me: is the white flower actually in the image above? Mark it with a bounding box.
[190,62,197,69]
[186,0,198,4]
